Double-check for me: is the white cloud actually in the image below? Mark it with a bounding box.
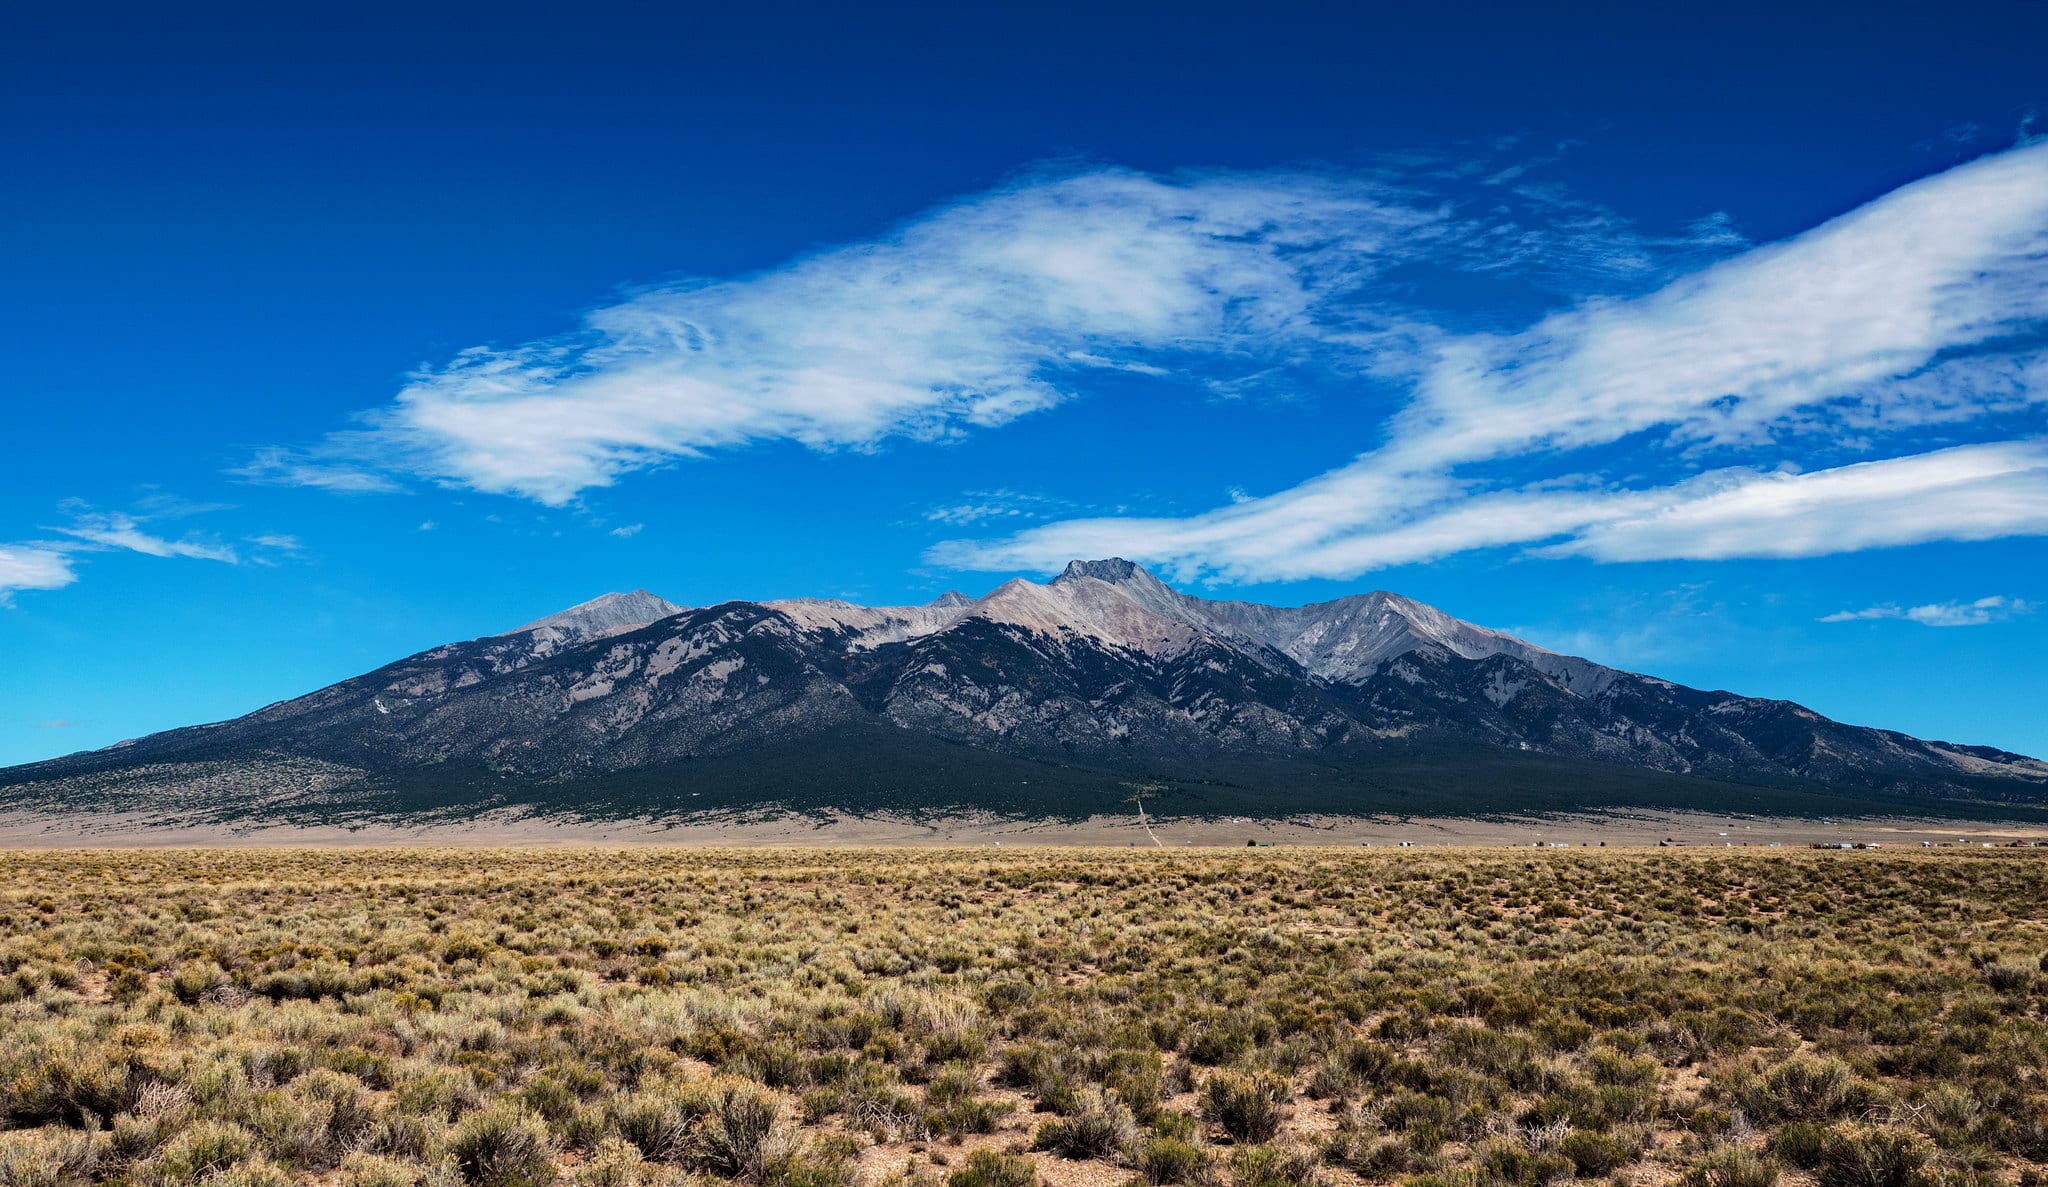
[233,447,403,494]
[923,489,1082,526]
[925,502,1028,526]
[1381,143,2048,471]
[609,523,643,538]
[1822,595,2035,627]
[250,139,2048,580]
[55,512,240,563]
[0,545,77,604]
[938,441,2048,580]
[332,169,1444,504]
[941,142,2048,579]
[0,503,265,606]
[258,151,1746,505]
[241,533,304,567]
[1547,442,2048,562]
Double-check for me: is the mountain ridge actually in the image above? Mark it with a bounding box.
[4,560,2042,827]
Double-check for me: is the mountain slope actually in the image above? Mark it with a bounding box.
[4,561,2042,825]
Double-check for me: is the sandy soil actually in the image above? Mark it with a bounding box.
[0,806,2042,850]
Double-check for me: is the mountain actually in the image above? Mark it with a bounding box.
[4,560,2043,826]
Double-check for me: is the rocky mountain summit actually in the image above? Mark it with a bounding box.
[5,561,2042,824]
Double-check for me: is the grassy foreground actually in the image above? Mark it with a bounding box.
[1,848,2045,1187]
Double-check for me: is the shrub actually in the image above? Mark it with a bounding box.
[1476,1140,1533,1185]
[1229,1145,1322,1187]
[340,1152,421,1187]
[357,1112,436,1163]
[236,1088,334,1172]
[983,980,1035,1014]
[1756,1056,1859,1122]
[1342,1041,1397,1085]
[1137,1137,1213,1185]
[204,1160,295,1187]
[521,1079,579,1125]
[1559,1130,1628,1176]
[1035,1090,1137,1160]
[997,1044,1059,1090]
[2005,1111,2048,1161]
[1682,1148,1778,1187]
[763,1137,861,1187]
[397,1070,485,1122]
[608,1090,698,1163]
[1324,1134,1410,1180]
[138,1121,256,1187]
[734,1042,807,1090]
[1102,1050,1165,1122]
[1405,1121,1448,1157]
[1303,1060,1353,1102]
[243,1069,376,1172]
[1814,1129,1934,1187]
[1382,1093,1454,1134]
[1202,1072,1287,1144]
[1772,1122,1832,1169]
[693,1084,791,1181]
[0,1125,101,1187]
[945,1150,1037,1187]
[446,1106,555,1187]
[4,1044,131,1128]
[1914,1083,1981,1148]
[997,1044,1079,1113]
[932,1097,1008,1136]
[572,1140,643,1187]
[1185,1025,1255,1067]
[170,962,225,1005]
[112,1084,193,1163]
[925,1065,980,1108]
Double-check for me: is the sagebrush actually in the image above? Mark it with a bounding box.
[0,846,2043,1187]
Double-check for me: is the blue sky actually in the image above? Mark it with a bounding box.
[3,0,2045,766]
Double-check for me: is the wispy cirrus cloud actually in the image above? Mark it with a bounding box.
[922,489,1090,527]
[232,446,404,494]
[939,141,2048,580]
[924,501,1031,527]
[252,138,2048,581]
[324,170,1432,504]
[0,503,301,606]
[1821,595,2035,627]
[252,150,1743,505]
[929,440,2048,577]
[1547,440,2048,563]
[54,510,241,563]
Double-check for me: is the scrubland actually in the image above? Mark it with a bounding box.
[0,847,2044,1187]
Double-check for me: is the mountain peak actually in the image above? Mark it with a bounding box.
[928,590,974,609]
[510,590,685,638]
[1053,557,1161,587]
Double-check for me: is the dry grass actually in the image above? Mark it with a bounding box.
[0,847,2044,1187]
